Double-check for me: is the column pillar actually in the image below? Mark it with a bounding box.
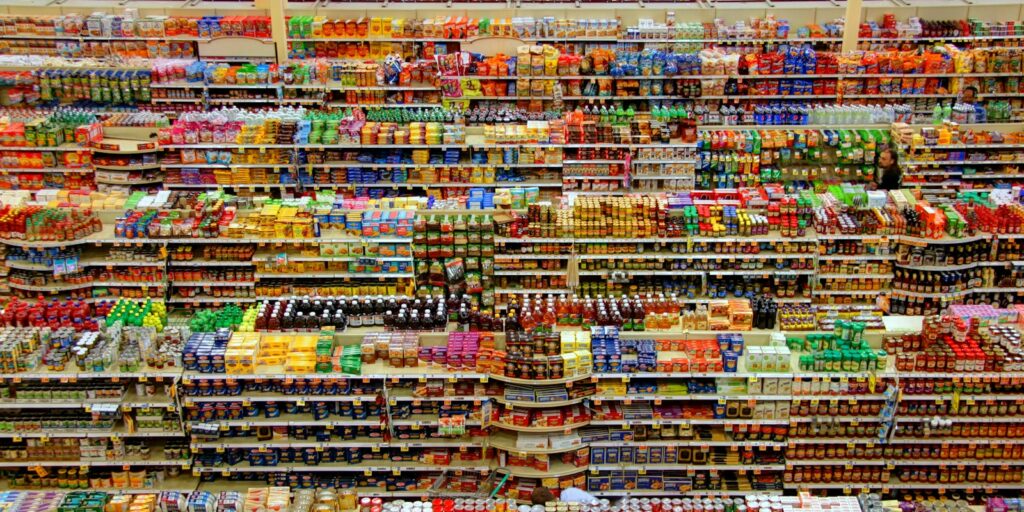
[259,0,289,63]
[842,0,864,53]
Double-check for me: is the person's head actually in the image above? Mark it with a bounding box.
[531,487,556,505]
[878,147,897,170]
[962,86,978,103]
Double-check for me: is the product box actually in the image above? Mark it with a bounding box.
[619,446,634,463]
[531,454,550,472]
[610,475,628,491]
[575,350,592,374]
[608,428,633,442]
[591,446,606,464]
[538,409,565,427]
[634,446,648,464]
[664,476,692,491]
[588,476,610,492]
[778,378,792,395]
[648,446,664,464]
[637,475,662,491]
[605,447,619,464]
[562,352,578,377]
[515,433,548,450]
[662,446,678,464]
[548,432,582,450]
[776,401,791,418]
[536,387,569,403]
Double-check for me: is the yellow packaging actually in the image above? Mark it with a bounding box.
[575,350,592,373]
[560,331,575,354]
[562,352,577,377]
[597,380,626,396]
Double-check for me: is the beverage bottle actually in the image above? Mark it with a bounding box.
[506,311,521,332]
[521,309,535,331]
[543,308,556,329]
[633,302,646,331]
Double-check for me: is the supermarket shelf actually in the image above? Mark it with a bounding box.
[590,418,789,426]
[0,144,88,152]
[167,296,258,304]
[592,464,787,472]
[786,459,887,466]
[191,437,486,450]
[250,256,413,263]
[812,290,887,296]
[310,162,562,169]
[491,396,588,408]
[576,252,813,261]
[171,281,255,287]
[789,416,882,423]
[0,429,184,439]
[190,416,381,429]
[162,163,295,169]
[488,433,583,454]
[785,482,1024,490]
[579,270,704,276]
[91,281,166,288]
[0,457,190,468]
[591,394,790,403]
[253,272,413,279]
[961,174,1024,180]
[7,281,94,292]
[486,373,593,386]
[904,160,1024,166]
[92,163,161,171]
[492,420,590,433]
[815,273,894,279]
[0,474,198,494]
[0,167,93,174]
[592,490,783,497]
[897,416,1024,424]
[183,393,377,404]
[494,254,572,260]
[497,461,587,478]
[167,259,254,267]
[590,440,787,448]
[193,460,490,473]
[495,287,573,294]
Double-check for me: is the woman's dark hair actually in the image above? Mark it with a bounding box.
[878,146,898,168]
[531,487,556,505]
